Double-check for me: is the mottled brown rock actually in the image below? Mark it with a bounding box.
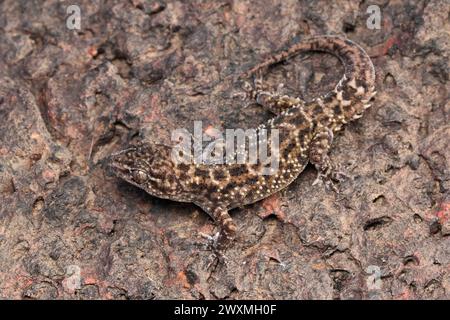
[0,0,448,299]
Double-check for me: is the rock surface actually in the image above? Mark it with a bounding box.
[0,0,448,299]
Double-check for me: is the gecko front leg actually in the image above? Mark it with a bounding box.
[214,207,237,250]
[200,206,237,251]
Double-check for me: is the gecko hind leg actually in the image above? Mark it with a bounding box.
[243,70,305,115]
[256,91,305,115]
[240,69,268,102]
[309,128,347,190]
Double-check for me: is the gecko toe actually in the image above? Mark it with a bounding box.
[199,231,220,250]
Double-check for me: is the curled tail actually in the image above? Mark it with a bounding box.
[244,35,377,128]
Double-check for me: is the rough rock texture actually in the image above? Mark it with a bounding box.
[0,0,448,299]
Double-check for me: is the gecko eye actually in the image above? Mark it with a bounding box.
[132,170,148,184]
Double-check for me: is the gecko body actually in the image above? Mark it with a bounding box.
[110,35,376,250]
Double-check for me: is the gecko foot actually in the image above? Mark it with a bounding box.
[312,165,349,192]
[199,232,230,270]
[238,70,268,102]
[199,231,220,249]
[233,81,261,110]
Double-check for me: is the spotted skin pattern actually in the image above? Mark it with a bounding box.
[110,35,376,251]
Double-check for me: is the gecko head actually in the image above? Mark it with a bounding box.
[109,142,178,195]
[109,143,155,186]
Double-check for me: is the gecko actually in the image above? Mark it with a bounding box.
[109,35,376,251]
